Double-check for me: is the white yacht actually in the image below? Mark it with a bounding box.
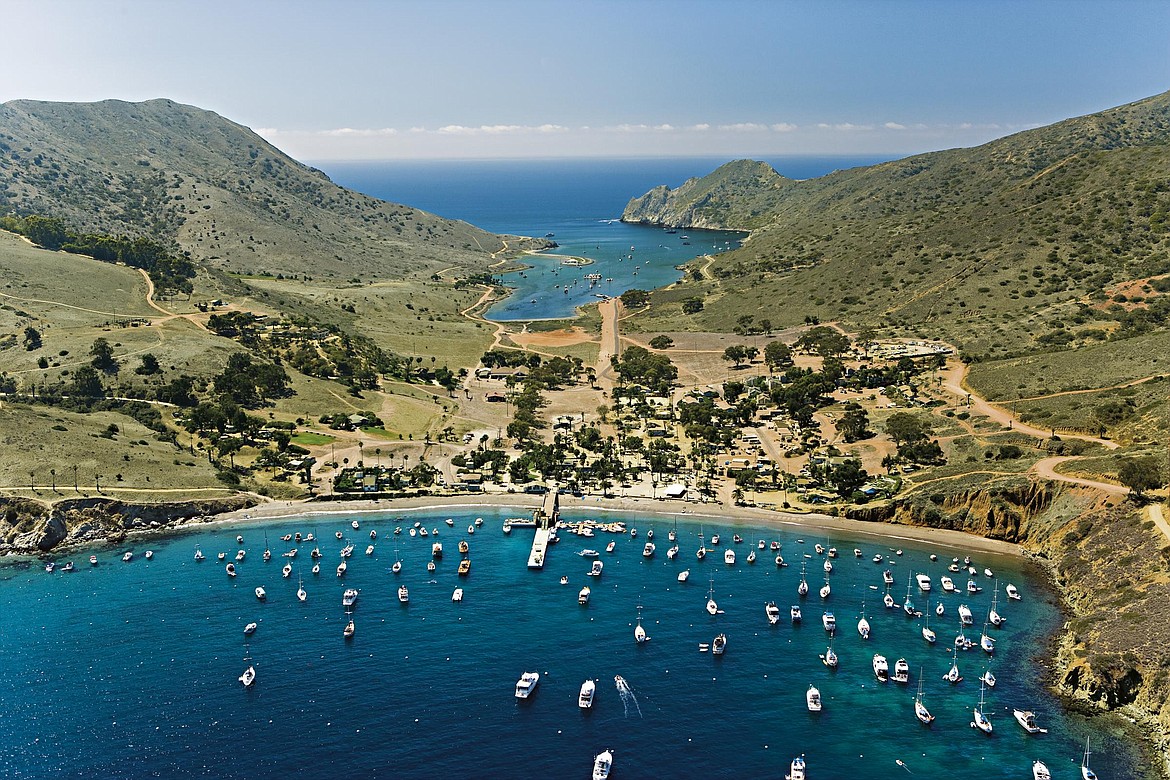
[427,561,437,573]
[677,569,689,583]
[452,588,464,602]
[579,679,596,709]
[1006,583,1021,600]
[225,562,237,577]
[914,676,934,725]
[765,601,781,625]
[893,657,910,683]
[255,587,266,601]
[958,604,973,626]
[589,560,604,577]
[343,619,355,638]
[790,605,802,623]
[282,562,292,578]
[342,588,358,607]
[1013,709,1048,734]
[709,533,719,545]
[786,754,806,780]
[514,671,540,699]
[592,749,613,780]
[1081,739,1099,780]
[606,541,616,553]
[667,545,678,559]
[239,665,256,687]
[336,561,347,577]
[916,573,931,592]
[872,654,889,682]
[243,622,257,635]
[579,586,591,604]
[432,542,443,558]
[806,685,822,712]
[940,576,956,592]
[822,611,836,634]
[724,548,735,565]
[643,542,656,558]
[1033,761,1051,780]
[144,550,154,560]
[973,683,993,734]
[711,633,727,655]
[122,551,133,562]
[398,584,409,603]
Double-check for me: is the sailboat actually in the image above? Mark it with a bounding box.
[798,563,809,597]
[343,618,355,638]
[857,602,871,640]
[263,532,271,563]
[972,681,993,733]
[922,608,937,643]
[989,585,1005,626]
[903,575,918,616]
[746,547,756,564]
[943,652,963,684]
[980,622,996,654]
[1081,738,1099,780]
[392,544,402,574]
[819,637,838,668]
[706,577,719,615]
[914,673,934,724]
[819,573,831,600]
[297,575,307,602]
[634,605,650,644]
[239,642,256,687]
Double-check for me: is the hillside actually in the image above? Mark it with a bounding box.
[623,90,1170,365]
[0,98,516,280]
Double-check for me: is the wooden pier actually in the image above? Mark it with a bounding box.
[527,488,558,569]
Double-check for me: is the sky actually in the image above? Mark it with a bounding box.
[4,0,1169,161]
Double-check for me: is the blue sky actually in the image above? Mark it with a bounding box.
[5,0,1169,160]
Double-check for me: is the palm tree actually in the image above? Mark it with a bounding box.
[50,468,56,493]
[72,464,79,493]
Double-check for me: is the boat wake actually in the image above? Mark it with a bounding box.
[614,675,642,718]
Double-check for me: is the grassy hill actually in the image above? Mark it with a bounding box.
[0,98,517,280]
[621,90,1170,437]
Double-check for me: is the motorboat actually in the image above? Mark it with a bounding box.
[452,588,464,602]
[342,588,358,607]
[873,554,884,563]
[340,544,354,558]
[712,633,727,655]
[578,679,596,709]
[579,586,591,604]
[459,540,470,554]
[409,528,417,537]
[723,549,735,565]
[854,548,863,558]
[122,552,133,562]
[806,685,822,712]
[281,534,291,542]
[336,561,347,577]
[935,601,945,616]
[786,754,806,780]
[709,534,719,545]
[343,619,355,638]
[474,517,483,527]
[336,531,345,540]
[822,612,836,634]
[255,587,266,601]
[90,555,99,565]
[44,562,55,573]
[235,550,246,562]
[579,549,600,558]
[239,665,256,687]
[630,528,637,538]
[427,561,437,573]
[770,541,781,551]
[696,546,707,561]
[1033,761,1051,780]
[893,657,910,683]
[351,520,360,530]
[984,567,994,578]
[815,543,825,555]
[226,563,237,577]
[144,551,153,560]
[589,560,603,577]
[514,671,540,699]
[828,547,838,558]
[941,576,956,592]
[648,529,655,540]
[790,605,802,623]
[916,573,931,592]
[218,551,227,561]
[1013,709,1048,734]
[446,518,455,527]
[667,545,678,560]
[502,523,512,535]
[765,601,781,625]
[592,749,613,780]
[398,585,409,603]
[237,535,244,544]
[282,562,292,578]
[458,559,470,575]
[560,576,569,585]
[644,542,657,558]
[606,541,616,553]
[1006,583,1021,600]
[677,569,689,583]
[243,622,257,635]
[872,654,889,682]
[967,579,982,594]
[958,604,973,626]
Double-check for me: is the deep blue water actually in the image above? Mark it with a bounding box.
[318,156,887,321]
[0,508,1137,778]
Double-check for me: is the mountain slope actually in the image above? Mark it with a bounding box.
[0,98,510,279]
[623,91,1170,361]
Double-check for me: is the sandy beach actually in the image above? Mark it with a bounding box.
[213,492,1023,559]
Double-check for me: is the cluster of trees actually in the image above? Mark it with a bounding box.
[611,346,677,395]
[0,214,196,295]
[884,412,946,465]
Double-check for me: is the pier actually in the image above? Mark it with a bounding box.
[527,488,559,569]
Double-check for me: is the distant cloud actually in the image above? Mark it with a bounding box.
[436,124,569,135]
[816,122,874,131]
[323,127,398,137]
[717,122,770,132]
[883,122,906,130]
[771,123,798,132]
[689,123,711,131]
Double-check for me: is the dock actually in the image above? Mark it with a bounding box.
[527,489,559,569]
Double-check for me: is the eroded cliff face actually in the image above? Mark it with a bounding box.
[849,482,1170,775]
[0,495,258,554]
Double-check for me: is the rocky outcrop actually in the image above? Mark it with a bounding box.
[621,159,790,230]
[0,495,258,554]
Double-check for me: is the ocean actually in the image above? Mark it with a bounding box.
[0,507,1137,779]
[319,156,885,321]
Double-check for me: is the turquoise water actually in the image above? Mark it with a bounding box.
[0,507,1136,778]
[319,156,892,322]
